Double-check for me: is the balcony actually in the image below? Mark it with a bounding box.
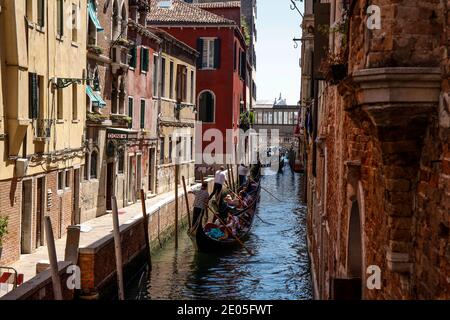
[33,119,52,142]
[111,40,130,74]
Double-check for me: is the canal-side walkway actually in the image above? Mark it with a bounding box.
[2,180,209,298]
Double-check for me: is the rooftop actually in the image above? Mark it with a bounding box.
[149,0,236,26]
[193,1,241,9]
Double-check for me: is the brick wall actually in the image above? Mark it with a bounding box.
[0,179,21,265]
[306,0,450,300]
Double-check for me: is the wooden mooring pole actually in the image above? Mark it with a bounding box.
[182,176,191,229]
[44,216,63,300]
[175,163,179,249]
[140,189,152,271]
[111,196,125,300]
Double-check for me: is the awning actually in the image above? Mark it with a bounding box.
[88,0,104,31]
[86,85,106,108]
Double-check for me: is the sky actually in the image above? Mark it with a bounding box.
[255,0,303,105]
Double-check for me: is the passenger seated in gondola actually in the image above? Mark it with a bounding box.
[224,194,243,209]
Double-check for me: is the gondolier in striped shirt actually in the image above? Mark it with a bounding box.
[208,166,228,201]
[189,182,210,226]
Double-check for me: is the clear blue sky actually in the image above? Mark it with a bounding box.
[256,0,303,105]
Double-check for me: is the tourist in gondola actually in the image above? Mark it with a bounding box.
[189,181,209,227]
[208,166,228,201]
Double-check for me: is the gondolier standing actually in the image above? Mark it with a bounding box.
[209,166,228,201]
[238,164,249,187]
[189,182,210,226]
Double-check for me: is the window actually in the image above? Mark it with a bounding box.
[198,91,215,123]
[26,0,33,22]
[240,51,246,79]
[112,0,120,39]
[168,137,173,163]
[294,112,299,125]
[176,65,188,102]
[72,3,78,42]
[57,89,63,120]
[263,112,268,124]
[84,155,89,180]
[152,55,158,95]
[72,84,78,120]
[57,0,64,37]
[257,112,263,124]
[29,73,40,119]
[169,61,174,99]
[198,38,220,69]
[278,112,283,125]
[161,57,166,97]
[141,47,149,72]
[58,171,64,191]
[160,137,165,162]
[129,46,137,68]
[37,0,45,27]
[190,70,195,104]
[118,148,124,174]
[140,99,146,129]
[268,112,273,124]
[90,151,98,179]
[128,97,133,128]
[65,170,70,188]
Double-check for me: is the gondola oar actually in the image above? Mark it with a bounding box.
[205,205,254,256]
[249,177,282,202]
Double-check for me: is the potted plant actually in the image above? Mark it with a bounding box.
[87,44,104,55]
[0,216,8,260]
[320,50,347,84]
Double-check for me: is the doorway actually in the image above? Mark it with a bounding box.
[148,148,155,193]
[106,162,114,211]
[35,177,45,248]
[73,169,80,224]
[21,180,33,254]
[128,156,136,203]
[136,154,142,199]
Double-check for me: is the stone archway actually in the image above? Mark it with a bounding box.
[348,200,362,279]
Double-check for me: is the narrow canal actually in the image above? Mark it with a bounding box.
[128,169,312,300]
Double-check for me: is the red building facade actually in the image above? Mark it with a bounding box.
[149,0,247,172]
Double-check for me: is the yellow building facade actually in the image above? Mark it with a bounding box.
[0,0,86,265]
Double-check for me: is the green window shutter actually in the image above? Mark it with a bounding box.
[128,98,133,128]
[140,100,145,129]
[141,48,149,72]
[129,46,137,68]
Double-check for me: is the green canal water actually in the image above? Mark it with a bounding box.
[127,169,313,300]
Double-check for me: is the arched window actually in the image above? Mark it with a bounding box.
[198,90,215,123]
[112,0,120,40]
[120,3,127,37]
[90,150,98,179]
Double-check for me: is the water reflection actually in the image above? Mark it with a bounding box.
[128,169,313,300]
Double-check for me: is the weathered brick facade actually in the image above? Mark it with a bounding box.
[304,0,450,299]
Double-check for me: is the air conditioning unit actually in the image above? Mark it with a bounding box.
[16,158,29,177]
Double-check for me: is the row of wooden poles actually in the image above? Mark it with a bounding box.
[44,164,239,300]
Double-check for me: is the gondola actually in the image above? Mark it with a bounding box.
[189,174,262,253]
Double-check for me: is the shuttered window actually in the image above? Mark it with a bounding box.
[129,46,137,68]
[37,0,45,27]
[141,47,149,72]
[57,0,64,37]
[198,38,220,69]
[176,65,188,102]
[28,73,39,119]
[140,99,145,129]
[128,97,133,128]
